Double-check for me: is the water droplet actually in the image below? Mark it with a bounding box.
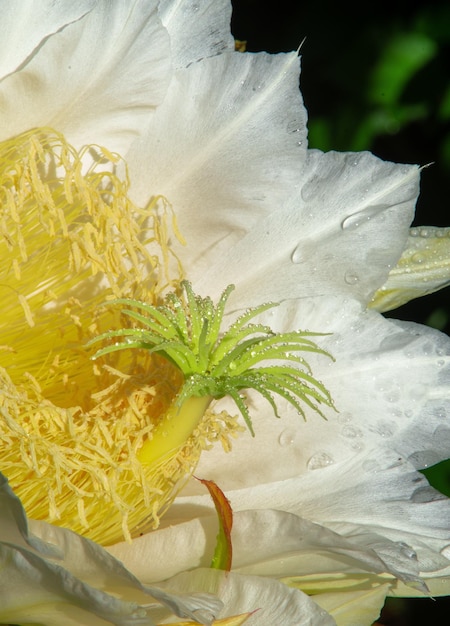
[340,205,387,231]
[228,361,237,371]
[344,271,359,285]
[338,412,353,424]
[374,420,396,438]
[341,425,363,439]
[408,449,441,469]
[278,429,296,447]
[384,390,400,404]
[410,383,426,401]
[290,240,314,264]
[287,120,302,134]
[411,486,446,504]
[397,542,417,560]
[441,545,450,559]
[362,459,381,473]
[346,154,361,167]
[411,252,425,264]
[307,451,335,470]
[300,179,318,203]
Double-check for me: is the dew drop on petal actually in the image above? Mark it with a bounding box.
[397,542,417,560]
[411,485,446,504]
[300,181,317,203]
[344,271,359,285]
[341,425,363,439]
[384,390,401,404]
[290,240,314,264]
[362,459,381,473]
[278,428,296,447]
[408,450,441,469]
[433,406,446,419]
[307,451,335,470]
[411,252,425,264]
[441,545,450,560]
[373,420,397,438]
[340,205,388,231]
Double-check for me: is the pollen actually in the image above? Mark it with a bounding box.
[0,128,232,545]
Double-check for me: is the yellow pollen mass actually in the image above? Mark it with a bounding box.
[0,128,237,545]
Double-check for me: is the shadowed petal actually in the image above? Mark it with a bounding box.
[0,0,171,152]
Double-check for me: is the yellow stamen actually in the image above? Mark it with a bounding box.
[0,128,237,545]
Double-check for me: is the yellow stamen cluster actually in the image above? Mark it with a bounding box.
[0,128,235,545]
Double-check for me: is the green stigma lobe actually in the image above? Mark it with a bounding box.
[89,281,335,435]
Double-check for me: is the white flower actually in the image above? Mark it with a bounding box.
[1,2,450,626]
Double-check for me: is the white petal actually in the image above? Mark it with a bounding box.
[0,474,222,625]
[229,510,422,587]
[372,226,450,311]
[126,50,306,282]
[0,0,171,152]
[108,516,215,584]
[313,585,391,626]
[0,0,95,78]
[182,295,450,489]
[159,568,336,626]
[160,296,450,578]
[108,505,420,591]
[0,543,150,626]
[198,151,419,309]
[30,520,224,624]
[158,0,234,68]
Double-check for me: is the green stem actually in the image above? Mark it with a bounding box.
[137,390,213,466]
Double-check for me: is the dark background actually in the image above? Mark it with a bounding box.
[231,1,450,623]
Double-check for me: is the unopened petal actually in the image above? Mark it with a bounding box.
[372,226,450,312]
[159,568,335,626]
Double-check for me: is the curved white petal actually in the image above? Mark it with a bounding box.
[150,296,450,580]
[158,0,234,68]
[0,1,95,79]
[180,296,450,487]
[159,568,335,626]
[0,0,171,152]
[108,516,216,584]
[198,151,419,309]
[108,505,421,591]
[126,49,307,280]
[0,474,222,625]
[313,585,391,626]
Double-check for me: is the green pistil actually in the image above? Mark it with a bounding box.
[89,282,335,455]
